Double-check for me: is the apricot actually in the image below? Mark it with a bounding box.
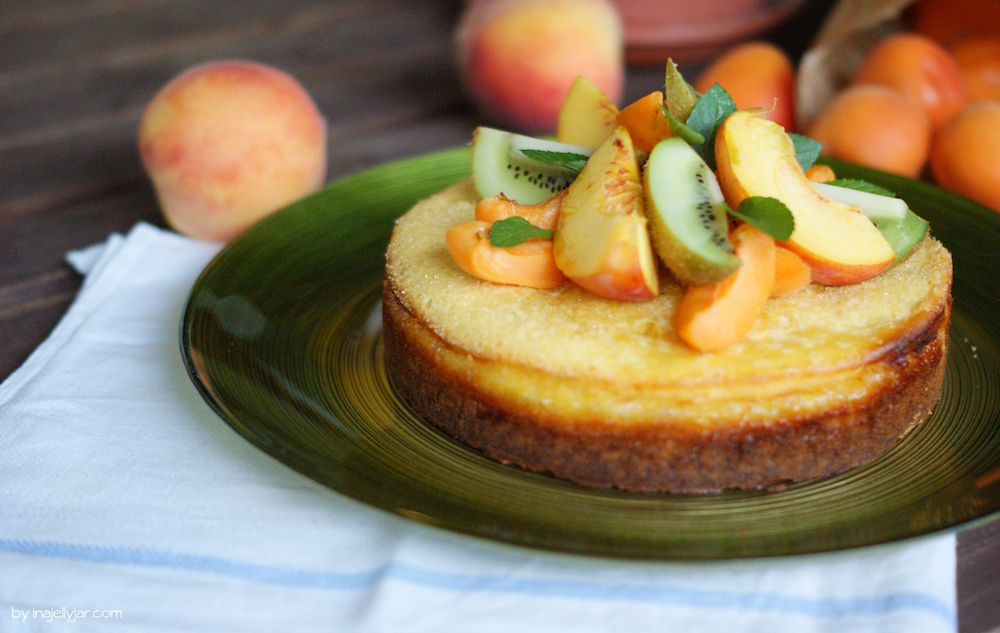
[951,37,1000,104]
[474,190,564,229]
[770,246,812,296]
[804,164,836,183]
[138,60,327,242]
[615,91,672,153]
[675,223,776,352]
[930,102,1000,212]
[807,85,931,179]
[455,0,624,135]
[694,42,796,131]
[908,0,1000,47]
[446,220,566,288]
[851,33,967,130]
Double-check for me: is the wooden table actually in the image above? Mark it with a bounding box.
[2,1,997,629]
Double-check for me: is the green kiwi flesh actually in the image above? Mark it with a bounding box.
[471,126,591,205]
[813,182,927,258]
[814,182,907,221]
[643,137,741,285]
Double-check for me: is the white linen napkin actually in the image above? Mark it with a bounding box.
[0,222,957,632]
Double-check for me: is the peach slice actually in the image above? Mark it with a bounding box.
[556,75,619,148]
[553,126,658,301]
[715,110,896,286]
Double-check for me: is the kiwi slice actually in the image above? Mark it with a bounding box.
[872,208,929,259]
[813,181,927,257]
[814,182,907,221]
[643,137,741,285]
[471,126,592,205]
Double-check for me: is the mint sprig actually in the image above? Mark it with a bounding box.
[790,134,822,172]
[684,83,737,170]
[516,149,590,172]
[729,197,795,241]
[489,216,554,247]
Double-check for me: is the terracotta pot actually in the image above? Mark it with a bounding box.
[610,0,807,63]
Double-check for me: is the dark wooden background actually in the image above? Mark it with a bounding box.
[1,1,997,629]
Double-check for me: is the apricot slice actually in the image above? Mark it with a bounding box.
[675,223,776,352]
[771,246,812,296]
[474,190,565,229]
[446,220,566,288]
[616,91,672,154]
[805,164,835,182]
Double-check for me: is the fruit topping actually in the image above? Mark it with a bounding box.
[556,75,619,148]
[446,220,565,289]
[675,224,776,352]
[715,109,897,286]
[471,126,591,204]
[448,60,935,351]
[552,126,658,301]
[642,137,740,285]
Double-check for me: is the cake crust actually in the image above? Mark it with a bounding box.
[382,180,953,493]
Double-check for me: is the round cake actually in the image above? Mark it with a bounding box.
[382,179,953,493]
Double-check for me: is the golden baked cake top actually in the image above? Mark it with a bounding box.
[387,178,952,390]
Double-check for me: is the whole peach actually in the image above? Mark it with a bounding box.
[695,41,796,131]
[455,0,624,135]
[139,60,327,242]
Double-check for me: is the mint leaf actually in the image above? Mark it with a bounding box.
[516,149,589,173]
[825,178,896,197]
[660,105,705,145]
[729,197,794,241]
[489,216,554,247]
[685,83,737,170]
[790,134,821,172]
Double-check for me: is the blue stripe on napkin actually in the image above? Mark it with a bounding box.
[0,538,957,626]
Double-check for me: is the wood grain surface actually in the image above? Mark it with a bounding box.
[1,1,996,629]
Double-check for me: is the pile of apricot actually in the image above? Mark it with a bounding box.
[695,0,1000,213]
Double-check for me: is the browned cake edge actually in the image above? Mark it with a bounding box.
[381,276,951,494]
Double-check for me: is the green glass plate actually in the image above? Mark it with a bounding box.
[181,148,1000,559]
